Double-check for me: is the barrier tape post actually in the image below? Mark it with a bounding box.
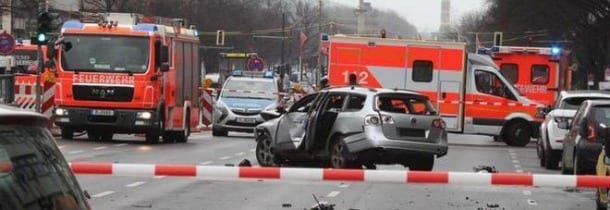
[68,162,610,189]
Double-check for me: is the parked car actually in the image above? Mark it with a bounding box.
[0,104,91,209]
[538,91,610,169]
[558,100,610,175]
[254,86,448,170]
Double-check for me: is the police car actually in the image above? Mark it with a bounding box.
[212,70,281,136]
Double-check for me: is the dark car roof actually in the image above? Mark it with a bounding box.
[0,104,48,126]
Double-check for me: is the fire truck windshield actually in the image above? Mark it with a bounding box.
[61,35,150,73]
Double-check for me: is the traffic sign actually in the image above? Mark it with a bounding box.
[0,31,16,55]
[247,56,265,71]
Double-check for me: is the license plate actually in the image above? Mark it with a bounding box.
[236,118,256,124]
[91,109,114,116]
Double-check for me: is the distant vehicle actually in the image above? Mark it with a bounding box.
[212,70,280,136]
[558,100,610,175]
[479,45,572,107]
[323,34,545,147]
[0,104,91,209]
[538,91,610,170]
[255,86,448,170]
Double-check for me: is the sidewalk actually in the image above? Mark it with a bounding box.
[448,134,536,147]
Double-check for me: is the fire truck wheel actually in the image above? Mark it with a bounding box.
[145,132,160,144]
[175,112,190,143]
[162,133,175,143]
[87,130,101,141]
[61,128,74,140]
[503,121,532,147]
[101,133,113,141]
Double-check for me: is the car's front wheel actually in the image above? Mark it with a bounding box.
[545,149,561,170]
[256,132,276,167]
[537,137,546,167]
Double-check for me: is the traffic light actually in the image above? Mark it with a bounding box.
[32,12,60,45]
[216,30,225,46]
[493,31,503,46]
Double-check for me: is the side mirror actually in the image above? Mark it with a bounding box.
[557,121,570,130]
[160,63,170,73]
[46,43,56,60]
[261,110,283,121]
[44,60,54,68]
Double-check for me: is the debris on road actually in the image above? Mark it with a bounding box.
[282,203,292,208]
[239,159,252,167]
[473,165,498,173]
[309,194,335,210]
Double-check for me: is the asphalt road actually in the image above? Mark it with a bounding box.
[56,132,596,210]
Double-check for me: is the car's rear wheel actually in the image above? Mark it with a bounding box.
[408,155,434,171]
[537,138,546,167]
[575,151,595,175]
[256,132,276,167]
[329,137,357,169]
[545,149,561,170]
[502,121,532,147]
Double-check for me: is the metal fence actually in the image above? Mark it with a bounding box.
[0,74,15,104]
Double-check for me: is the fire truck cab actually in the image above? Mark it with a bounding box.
[51,13,201,144]
[479,46,565,107]
[324,35,545,147]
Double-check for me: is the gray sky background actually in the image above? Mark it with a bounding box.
[330,0,488,32]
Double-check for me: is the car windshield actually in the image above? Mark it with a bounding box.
[0,125,88,209]
[377,94,437,115]
[561,97,610,110]
[221,79,277,99]
[61,35,150,73]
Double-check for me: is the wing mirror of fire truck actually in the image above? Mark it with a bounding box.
[160,63,170,73]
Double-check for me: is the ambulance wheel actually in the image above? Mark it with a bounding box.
[61,128,74,140]
[503,121,532,147]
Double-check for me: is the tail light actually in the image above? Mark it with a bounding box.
[364,115,381,126]
[587,123,596,143]
[432,118,446,129]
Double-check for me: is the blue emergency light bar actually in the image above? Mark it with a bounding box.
[232,70,274,78]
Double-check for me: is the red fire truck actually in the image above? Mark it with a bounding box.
[51,13,201,143]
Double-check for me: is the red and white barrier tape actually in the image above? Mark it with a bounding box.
[69,162,610,188]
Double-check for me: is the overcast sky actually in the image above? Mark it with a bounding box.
[330,0,488,33]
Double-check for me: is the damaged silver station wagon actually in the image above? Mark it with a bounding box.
[254,86,448,170]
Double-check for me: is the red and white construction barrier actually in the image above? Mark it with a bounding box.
[198,88,214,129]
[69,162,610,188]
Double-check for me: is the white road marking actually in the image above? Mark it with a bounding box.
[249,149,256,152]
[114,143,128,147]
[92,191,115,198]
[514,164,522,169]
[512,159,520,164]
[219,156,232,160]
[527,199,538,206]
[200,161,213,165]
[523,190,532,196]
[327,191,341,197]
[69,150,84,154]
[125,181,146,188]
[93,146,107,150]
[338,183,350,188]
[58,145,66,149]
[235,152,245,156]
[154,176,166,179]
[516,169,524,173]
